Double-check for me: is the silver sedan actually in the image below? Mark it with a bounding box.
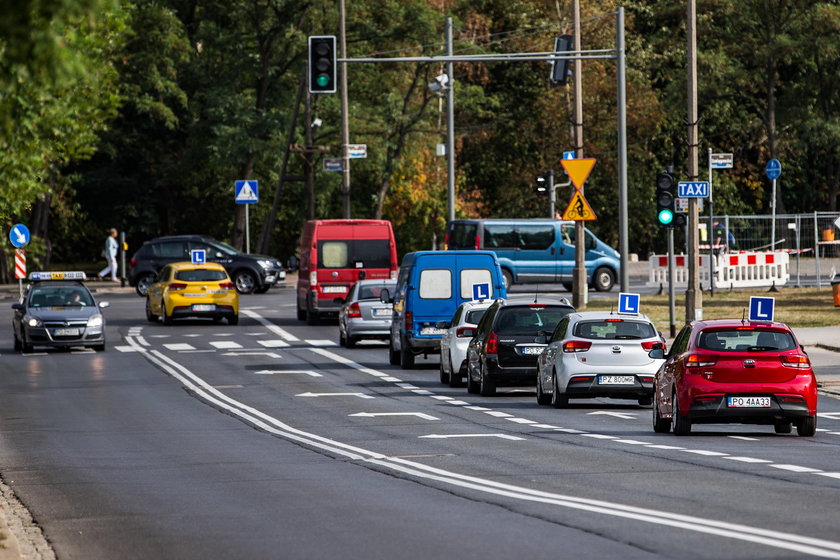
[338,280,396,348]
[438,300,493,387]
[536,311,665,408]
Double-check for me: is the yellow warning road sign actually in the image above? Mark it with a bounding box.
[561,191,597,221]
[560,158,596,190]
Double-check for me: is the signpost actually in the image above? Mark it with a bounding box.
[707,150,734,296]
[766,159,782,251]
[347,144,367,158]
[9,224,29,248]
[8,224,30,297]
[559,158,597,221]
[235,180,259,253]
[324,158,343,172]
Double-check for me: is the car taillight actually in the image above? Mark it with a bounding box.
[563,340,592,353]
[390,269,397,280]
[168,282,187,291]
[405,311,412,332]
[485,332,498,354]
[686,354,716,367]
[130,258,137,269]
[641,340,665,351]
[309,271,317,286]
[347,303,361,318]
[456,326,475,338]
[219,281,235,290]
[781,354,810,368]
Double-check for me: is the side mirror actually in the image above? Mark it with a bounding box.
[98,301,110,309]
[648,343,665,360]
[379,288,392,304]
[12,303,24,311]
[435,321,450,329]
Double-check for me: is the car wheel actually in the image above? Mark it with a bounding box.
[13,334,21,352]
[21,334,33,354]
[502,269,513,290]
[92,342,106,352]
[388,336,400,366]
[400,336,414,369]
[228,314,239,326]
[774,421,792,434]
[592,266,615,292]
[561,282,573,292]
[796,416,817,437]
[135,273,156,297]
[671,390,691,435]
[234,270,257,294]
[652,394,671,433]
[449,360,465,389]
[466,356,480,394]
[479,365,496,396]
[345,335,357,349]
[439,354,450,384]
[254,285,270,294]
[145,298,158,322]
[306,301,319,325]
[536,373,551,405]
[551,372,569,408]
[638,396,653,407]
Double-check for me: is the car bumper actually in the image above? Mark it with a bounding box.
[687,394,812,424]
[346,318,392,339]
[484,357,537,386]
[405,334,441,353]
[169,304,237,319]
[24,326,105,348]
[563,374,654,399]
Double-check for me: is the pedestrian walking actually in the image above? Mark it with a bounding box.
[98,228,120,282]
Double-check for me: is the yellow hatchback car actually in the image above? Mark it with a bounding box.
[145,262,239,325]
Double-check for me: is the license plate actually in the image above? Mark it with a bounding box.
[598,375,635,385]
[420,327,447,335]
[372,307,391,317]
[53,328,80,336]
[322,286,345,293]
[192,304,216,312]
[520,346,544,355]
[727,396,771,408]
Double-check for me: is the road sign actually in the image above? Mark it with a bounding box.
[765,159,782,180]
[324,158,343,172]
[472,283,490,301]
[834,215,840,230]
[710,153,733,169]
[677,181,709,198]
[191,249,206,264]
[234,180,259,204]
[561,191,596,221]
[675,198,689,213]
[14,249,25,279]
[618,292,640,314]
[9,224,30,248]
[562,151,575,160]
[560,158,596,190]
[347,144,367,158]
[749,296,775,322]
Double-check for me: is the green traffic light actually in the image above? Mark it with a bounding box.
[316,75,331,88]
[658,208,674,225]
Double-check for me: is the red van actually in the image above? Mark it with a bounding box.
[296,219,398,324]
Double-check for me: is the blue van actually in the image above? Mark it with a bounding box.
[384,250,507,369]
[445,219,620,291]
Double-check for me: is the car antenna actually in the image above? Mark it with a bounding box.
[741,308,747,325]
[534,283,540,304]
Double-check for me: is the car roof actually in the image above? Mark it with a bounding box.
[692,319,791,330]
[146,234,216,243]
[167,261,227,271]
[568,310,654,323]
[499,296,574,307]
[30,280,88,289]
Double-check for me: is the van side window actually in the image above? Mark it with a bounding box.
[448,223,477,250]
[460,268,492,298]
[320,241,349,268]
[518,225,554,250]
[419,269,452,299]
[484,224,516,249]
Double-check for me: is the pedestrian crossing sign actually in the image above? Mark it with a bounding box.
[235,180,259,204]
[561,191,596,221]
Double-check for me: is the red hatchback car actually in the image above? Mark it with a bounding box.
[651,319,817,437]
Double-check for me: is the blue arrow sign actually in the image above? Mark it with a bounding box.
[191,249,206,264]
[472,283,490,301]
[235,180,259,204]
[562,151,575,160]
[618,292,640,314]
[9,224,30,248]
[677,181,709,198]
[765,159,781,180]
[749,296,775,322]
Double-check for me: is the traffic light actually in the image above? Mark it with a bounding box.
[655,170,676,227]
[308,36,336,94]
[550,35,573,86]
[535,173,548,195]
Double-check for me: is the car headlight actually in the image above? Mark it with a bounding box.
[87,315,104,328]
[257,259,273,269]
[24,315,42,328]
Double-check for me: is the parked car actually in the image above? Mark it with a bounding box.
[297,219,397,324]
[338,279,397,347]
[129,235,284,296]
[465,297,575,396]
[445,218,620,291]
[651,319,817,436]
[145,262,239,325]
[438,300,494,387]
[12,271,109,352]
[384,250,507,370]
[535,311,665,408]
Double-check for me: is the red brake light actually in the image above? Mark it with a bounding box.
[405,311,413,332]
[641,340,665,351]
[456,326,475,338]
[686,354,716,367]
[219,281,235,290]
[605,318,623,322]
[485,332,498,354]
[130,258,137,269]
[347,302,361,318]
[563,340,592,353]
[781,354,810,368]
[168,282,187,291]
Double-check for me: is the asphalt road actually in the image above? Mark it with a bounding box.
[2,288,840,559]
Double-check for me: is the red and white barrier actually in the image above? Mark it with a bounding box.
[14,249,26,279]
[648,251,789,288]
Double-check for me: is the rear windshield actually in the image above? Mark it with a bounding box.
[175,269,228,282]
[448,222,478,249]
[697,329,796,352]
[495,306,573,335]
[465,309,487,324]
[358,283,396,300]
[574,320,657,340]
[318,240,391,269]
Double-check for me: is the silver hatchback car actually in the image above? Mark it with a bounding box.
[438,300,493,387]
[536,311,665,407]
[338,279,397,348]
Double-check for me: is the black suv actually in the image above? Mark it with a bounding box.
[466,297,575,396]
[128,235,284,296]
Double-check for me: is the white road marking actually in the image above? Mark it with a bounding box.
[420,434,525,441]
[485,411,514,418]
[816,473,840,480]
[257,339,290,348]
[587,411,638,420]
[209,341,242,349]
[163,343,195,351]
[728,436,760,441]
[646,445,685,450]
[254,369,321,378]
[771,464,822,473]
[582,434,617,440]
[241,309,299,341]
[681,450,729,457]
[114,345,142,352]
[222,352,282,358]
[305,339,337,347]
[818,412,840,420]
[350,412,438,421]
[506,418,537,424]
[296,392,375,399]
[725,457,773,464]
[614,439,650,445]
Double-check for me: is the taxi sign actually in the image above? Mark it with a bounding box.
[29,271,87,281]
[561,191,596,221]
[191,249,206,264]
[618,292,640,314]
[749,296,775,322]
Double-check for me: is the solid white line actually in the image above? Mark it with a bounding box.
[724,457,773,464]
[771,464,822,473]
[241,310,299,341]
[419,434,525,441]
[681,449,729,457]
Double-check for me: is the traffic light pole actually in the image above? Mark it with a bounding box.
[339,0,351,218]
[572,0,587,310]
[685,0,702,322]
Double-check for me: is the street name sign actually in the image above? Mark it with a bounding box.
[710,153,733,169]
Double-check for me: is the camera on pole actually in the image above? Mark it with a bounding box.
[308,36,337,94]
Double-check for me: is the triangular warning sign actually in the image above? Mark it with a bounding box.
[236,181,257,202]
[560,158,596,190]
[561,191,597,221]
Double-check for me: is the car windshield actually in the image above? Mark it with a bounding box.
[697,329,796,352]
[175,269,228,282]
[358,283,396,300]
[574,320,656,340]
[29,286,94,307]
[208,240,239,256]
[495,306,572,335]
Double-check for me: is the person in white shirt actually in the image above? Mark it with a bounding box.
[98,228,120,282]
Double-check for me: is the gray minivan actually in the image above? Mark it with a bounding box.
[445,219,620,291]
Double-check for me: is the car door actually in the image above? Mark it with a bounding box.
[658,325,692,415]
[540,315,571,390]
[147,266,172,314]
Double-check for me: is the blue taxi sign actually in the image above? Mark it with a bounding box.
[618,292,640,314]
[9,224,30,248]
[472,283,490,301]
[191,249,206,264]
[749,296,775,322]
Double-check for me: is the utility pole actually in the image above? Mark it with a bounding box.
[339,0,351,218]
[445,17,455,223]
[685,0,702,322]
[572,0,587,310]
[616,7,629,292]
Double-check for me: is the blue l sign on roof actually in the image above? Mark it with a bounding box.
[765,159,782,180]
[472,283,490,301]
[235,180,259,204]
[677,181,709,198]
[191,249,206,264]
[9,224,30,248]
[749,296,775,322]
[618,292,640,314]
